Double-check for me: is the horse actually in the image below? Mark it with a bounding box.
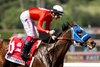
[0,39,10,67]
[1,22,96,67]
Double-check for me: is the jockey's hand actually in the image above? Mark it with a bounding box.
[46,30,55,35]
[51,35,57,40]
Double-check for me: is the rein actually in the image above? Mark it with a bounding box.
[57,37,87,46]
[57,37,74,41]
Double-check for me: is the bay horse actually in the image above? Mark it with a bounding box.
[1,22,96,67]
[0,39,10,67]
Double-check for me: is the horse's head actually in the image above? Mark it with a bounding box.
[62,22,96,49]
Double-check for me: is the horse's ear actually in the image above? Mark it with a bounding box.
[67,22,74,27]
[62,23,69,31]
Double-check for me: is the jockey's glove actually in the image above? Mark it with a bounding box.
[46,30,55,35]
[51,35,57,40]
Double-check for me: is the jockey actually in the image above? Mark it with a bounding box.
[20,5,64,60]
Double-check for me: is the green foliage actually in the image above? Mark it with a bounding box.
[0,0,100,30]
[51,15,73,29]
[0,32,12,39]
[62,0,100,27]
[1,6,22,29]
[1,0,100,39]
[0,29,24,39]
[0,0,22,30]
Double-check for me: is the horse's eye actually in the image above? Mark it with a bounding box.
[77,30,83,36]
[91,41,96,45]
[78,30,83,33]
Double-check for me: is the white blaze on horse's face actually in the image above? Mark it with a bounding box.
[71,24,96,49]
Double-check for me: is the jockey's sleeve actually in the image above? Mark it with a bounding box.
[37,14,52,33]
[45,17,52,30]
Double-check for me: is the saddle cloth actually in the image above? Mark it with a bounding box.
[5,36,41,66]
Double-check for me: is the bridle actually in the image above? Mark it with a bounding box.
[57,37,74,41]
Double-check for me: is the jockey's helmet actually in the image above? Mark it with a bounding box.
[52,5,64,16]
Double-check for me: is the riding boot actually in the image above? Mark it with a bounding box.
[21,36,34,61]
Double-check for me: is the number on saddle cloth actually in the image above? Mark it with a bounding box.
[7,37,24,55]
[5,36,42,66]
[5,37,25,65]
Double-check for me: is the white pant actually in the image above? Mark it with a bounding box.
[20,10,39,38]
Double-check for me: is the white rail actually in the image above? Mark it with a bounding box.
[64,63,100,67]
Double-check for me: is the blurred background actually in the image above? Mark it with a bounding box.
[0,0,100,63]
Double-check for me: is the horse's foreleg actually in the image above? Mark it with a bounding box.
[59,63,63,67]
[57,57,64,67]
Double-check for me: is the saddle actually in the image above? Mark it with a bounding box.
[5,36,41,66]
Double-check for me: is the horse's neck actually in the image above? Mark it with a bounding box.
[49,29,72,66]
[49,40,71,66]
[33,29,72,67]
[51,29,71,54]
